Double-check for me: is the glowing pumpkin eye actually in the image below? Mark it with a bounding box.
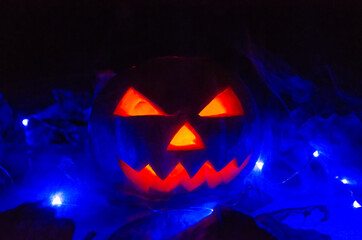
[199,87,244,117]
[114,87,167,116]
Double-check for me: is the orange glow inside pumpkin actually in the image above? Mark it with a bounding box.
[167,123,204,151]
[113,85,251,192]
[199,87,244,117]
[113,87,167,116]
[118,155,251,192]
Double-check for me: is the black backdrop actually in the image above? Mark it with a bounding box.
[1,0,361,113]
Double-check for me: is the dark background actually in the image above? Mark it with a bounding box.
[1,0,361,113]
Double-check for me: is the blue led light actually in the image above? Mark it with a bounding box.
[51,193,63,207]
[353,200,361,209]
[341,178,350,184]
[255,159,264,170]
[22,118,29,127]
[313,150,320,158]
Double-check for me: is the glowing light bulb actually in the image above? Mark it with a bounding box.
[313,150,319,157]
[22,119,29,127]
[313,150,319,158]
[255,160,264,170]
[353,200,361,208]
[341,178,350,184]
[51,194,63,206]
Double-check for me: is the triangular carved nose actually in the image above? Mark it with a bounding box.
[167,123,204,151]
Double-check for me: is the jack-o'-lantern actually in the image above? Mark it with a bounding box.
[90,57,260,199]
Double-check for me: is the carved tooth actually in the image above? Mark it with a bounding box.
[118,154,251,192]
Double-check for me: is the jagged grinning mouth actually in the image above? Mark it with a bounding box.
[118,154,251,192]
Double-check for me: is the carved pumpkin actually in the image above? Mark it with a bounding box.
[90,57,260,197]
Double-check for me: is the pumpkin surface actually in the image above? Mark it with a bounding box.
[90,57,260,197]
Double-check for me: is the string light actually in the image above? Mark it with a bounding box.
[313,150,320,158]
[255,159,264,170]
[341,178,350,184]
[22,118,29,127]
[51,193,63,207]
[353,200,361,209]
